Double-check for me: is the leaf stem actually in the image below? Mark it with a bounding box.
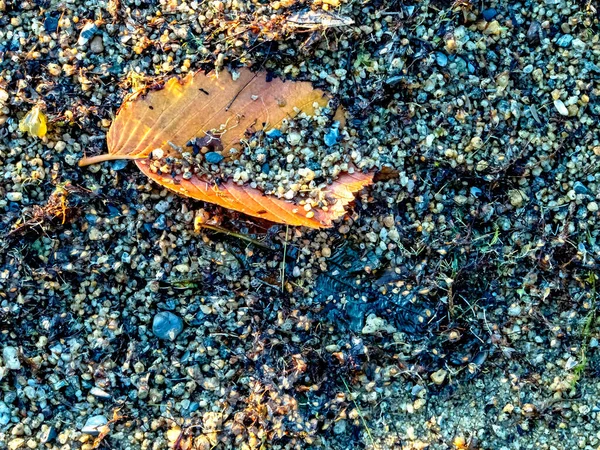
[78,154,142,167]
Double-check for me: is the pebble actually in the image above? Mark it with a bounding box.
[6,192,22,202]
[430,369,447,385]
[587,202,598,212]
[88,227,102,241]
[90,35,104,53]
[553,99,569,116]
[155,200,170,213]
[324,125,340,147]
[205,152,224,164]
[508,304,522,316]
[90,387,111,399]
[2,346,21,370]
[527,21,541,43]
[152,311,184,341]
[482,8,497,21]
[40,426,57,444]
[286,132,302,146]
[362,314,395,334]
[573,181,590,195]
[435,52,448,67]
[8,438,24,450]
[78,22,98,46]
[556,34,573,48]
[265,128,282,138]
[82,415,108,435]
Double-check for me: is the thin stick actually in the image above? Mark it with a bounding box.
[78,153,141,167]
[341,377,375,446]
[199,223,273,250]
[281,225,289,292]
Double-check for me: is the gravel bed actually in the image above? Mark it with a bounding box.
[1,0,599,449]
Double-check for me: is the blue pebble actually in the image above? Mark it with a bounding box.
[556,34,573,48]
[152,311,184,341]
[266,128,282,138]
[153,214,167,230]
[324,124,340,147]
[205,152,224,164]
[482,8,497,21]
[261,163,270,174]
[435,52,448,67]
[110,160,128,171]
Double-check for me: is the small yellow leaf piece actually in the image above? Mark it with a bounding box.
[19,106,47,137]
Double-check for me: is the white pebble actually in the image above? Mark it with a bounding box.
[2,346,20,370]
[6,192,22,202]
[553,99,569,116]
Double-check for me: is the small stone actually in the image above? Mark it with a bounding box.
[556,34,573,48]
[553,99,569,116]
[90,36,104,53]
[2,346,21,370]
[205,152,224,164]
[482,8,497,21]
[362,314,395,334]
[265,128,282,138]
[333,419,347,435]
[44,13,59,33]
[0,88,8,105]
[90,387,111,399]
[78,22,98,46]
[110,160,128,171]
[6,192,22,202]
[88,227,102,241]
[82,415,108,435]
[152,311,184,341]
[508,304,522,316]
[8,438,25,450]
[286,132,302,146]
[573,182,590,196]
[40,426,57,444]
[430,369,447,385]
[152,148,164,159]
[155,200,169,213]
[54,141,66,152]
[527,21,541,43]
[508,189,528,207]
[435,52,448,67]
[47,63,62,76]
[587,202,598,212]
[324,125,340,147]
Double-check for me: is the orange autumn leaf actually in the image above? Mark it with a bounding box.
[79,69,373,228]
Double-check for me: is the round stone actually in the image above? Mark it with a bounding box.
[152,312,184,341]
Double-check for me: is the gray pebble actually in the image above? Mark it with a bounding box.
[2,346,20,370]
[82,415,108,435]
[155,200,169,213]
[152,311,184,341]
[90,387,111,399]
[90,35,104,53]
